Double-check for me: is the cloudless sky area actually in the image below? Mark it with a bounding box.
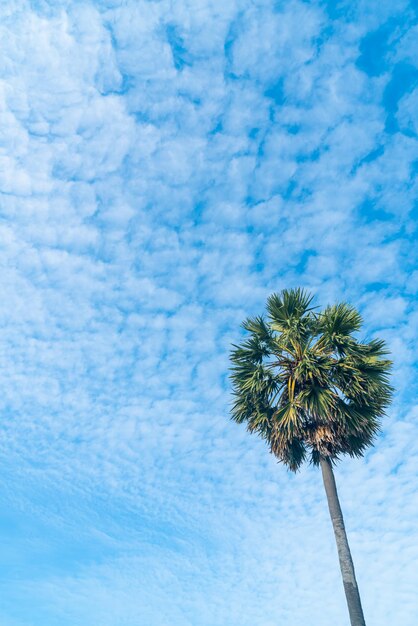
[0,1,417,625]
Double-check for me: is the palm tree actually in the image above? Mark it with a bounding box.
[230,288,392,626]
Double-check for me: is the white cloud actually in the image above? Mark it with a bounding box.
[0,1,417,625]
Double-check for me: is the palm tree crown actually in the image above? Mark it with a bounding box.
[230,288,393,471]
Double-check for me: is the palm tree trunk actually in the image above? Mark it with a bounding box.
[319,456,366,626]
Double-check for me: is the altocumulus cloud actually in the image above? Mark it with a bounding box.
[0,1,417,625]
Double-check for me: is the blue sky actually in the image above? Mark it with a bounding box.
[0,1,417,624]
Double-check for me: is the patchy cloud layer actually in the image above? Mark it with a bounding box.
[0,1,417,625]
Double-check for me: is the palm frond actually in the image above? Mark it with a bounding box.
[272,436,306,472]
[318,303,362,335]
[266,288,315,332]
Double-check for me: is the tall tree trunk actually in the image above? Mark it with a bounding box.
[320,456,366,626]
